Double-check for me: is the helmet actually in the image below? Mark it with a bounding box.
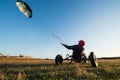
[78,40,85,46]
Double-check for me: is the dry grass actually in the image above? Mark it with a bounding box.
[0,58,120,80]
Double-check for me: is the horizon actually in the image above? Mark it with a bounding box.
[0,52,120,59]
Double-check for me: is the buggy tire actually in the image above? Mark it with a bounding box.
[55,54,63,65]
[89,52,98,67]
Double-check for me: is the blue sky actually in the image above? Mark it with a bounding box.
[0,0,120,59]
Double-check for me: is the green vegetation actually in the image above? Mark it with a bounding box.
[0,59,120,80]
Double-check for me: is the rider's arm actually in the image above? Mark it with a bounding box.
[61,43,73,49]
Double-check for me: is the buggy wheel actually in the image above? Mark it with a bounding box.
[89,52,98,67]
[55,54,63,65]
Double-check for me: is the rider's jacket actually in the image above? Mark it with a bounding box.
[62,44,84,59]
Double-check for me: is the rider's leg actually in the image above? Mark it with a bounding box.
[81,53,87,63]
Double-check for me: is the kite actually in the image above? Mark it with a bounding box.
[16,0,32,18]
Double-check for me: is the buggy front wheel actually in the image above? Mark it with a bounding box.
[55,54,63,65]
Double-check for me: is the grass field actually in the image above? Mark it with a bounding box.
[0,58,120,80]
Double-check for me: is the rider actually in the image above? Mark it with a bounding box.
[61,40,87,63]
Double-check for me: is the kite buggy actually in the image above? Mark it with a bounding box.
[55,40,98,67]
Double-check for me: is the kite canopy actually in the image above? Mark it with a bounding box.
[16,0,32,18]
[78,40,85,46]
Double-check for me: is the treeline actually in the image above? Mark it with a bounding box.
[98,57,120,60]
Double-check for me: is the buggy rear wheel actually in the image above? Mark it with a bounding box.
[89,52,98,67]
